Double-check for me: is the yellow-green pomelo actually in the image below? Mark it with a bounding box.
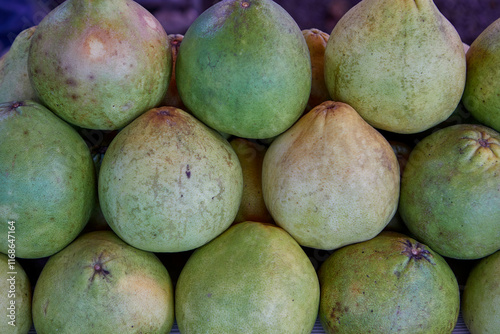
[0,101,96,258]
[0,26,39,104]
[28,0,171,130]
[399,124,500,259]
[262,101,400,250]
[324,0,466,134]
[175,221,320,333]
[462,250,500,333]
[99,106,243,252]
[175,0,311,139]
[318,231,460,334]
[32,230,174,334]
[462,17,500,132]
[0,253,32,334]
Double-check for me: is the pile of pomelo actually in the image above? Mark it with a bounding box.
[0,0,499,333]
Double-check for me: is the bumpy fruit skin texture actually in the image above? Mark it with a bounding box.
[0,101,96,258]
[0,253,32,334]
[32,231,174,334]
[175,221,320,334]
[324,0,466,134]
[176,0,311,139]
[462,17,500,132]
[28,0,171,130]
[262,101,400,250]
[318,231,460,334]
[99,106,243,253]
[399,124,500,260]
[462,250,500,334]
[0,26,39,104]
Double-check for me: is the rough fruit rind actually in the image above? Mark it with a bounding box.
[0,100,96,258]
[318,231,460,334]
[399,124,500,259]
[262,101,400,250]
[28,0,171,130]
[462,17,500,132]
[176,0,311,139]
[462,250,500,333]
[99,106,243,252]
[175,221,320,334]
[32,230,175,334]
[324,0,466,134]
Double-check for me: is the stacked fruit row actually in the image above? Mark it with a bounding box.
[0,0,499,333]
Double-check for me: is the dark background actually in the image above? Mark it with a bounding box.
[1,0,499,57]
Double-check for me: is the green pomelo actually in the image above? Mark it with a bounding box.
[28,0,171,130]
[99,106,243,252]
[0,26,39,104]
[462,17,500,132]
[399,124,500,259]
[0,101,96,258]
[32,230,174,333]
[324,0,466,134]
[462,250,500,333]
[262,101,400,250]
[175,221,320,333]
[0,253,32,333]
[175,0,311,139]
[318,231,460,334]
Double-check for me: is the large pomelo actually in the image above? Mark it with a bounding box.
[32,230,174,333]
[175,0,311,139]
[399,124,500,259]
[99,106,243,252]
[0,101,95,258]
[262,101,400,250]
[318,231,460,333]
[28,0,171,130]
[175,221,320,333]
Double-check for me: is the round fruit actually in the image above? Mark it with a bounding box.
[0,253,32,334]
[0,101,96,258]
[462,250,500,333]
[28,0,171,130]
[318,231,460,334]
[262,101,400,250]
[462,17,500,132]
[175,221,320,333]
[324,0,466,134]
[99,106,243,252]
[32,230,174,333]
[399,124,500,259]
[176,0,311,139]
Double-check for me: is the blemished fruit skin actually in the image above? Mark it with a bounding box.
[462,17,500,132]
[262,101,400,250]
[175,221,320,334]
[0,101,96,259]
[175,0,311,139]
[324,0,466,134]
[462,250,500,334]
[32,230,175,334]
[399,124,500,260]
[0,26,39,104]
[0,253,32,334]
[28,0,171,130]
[98,106,243,253]
[318,231,460,334]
